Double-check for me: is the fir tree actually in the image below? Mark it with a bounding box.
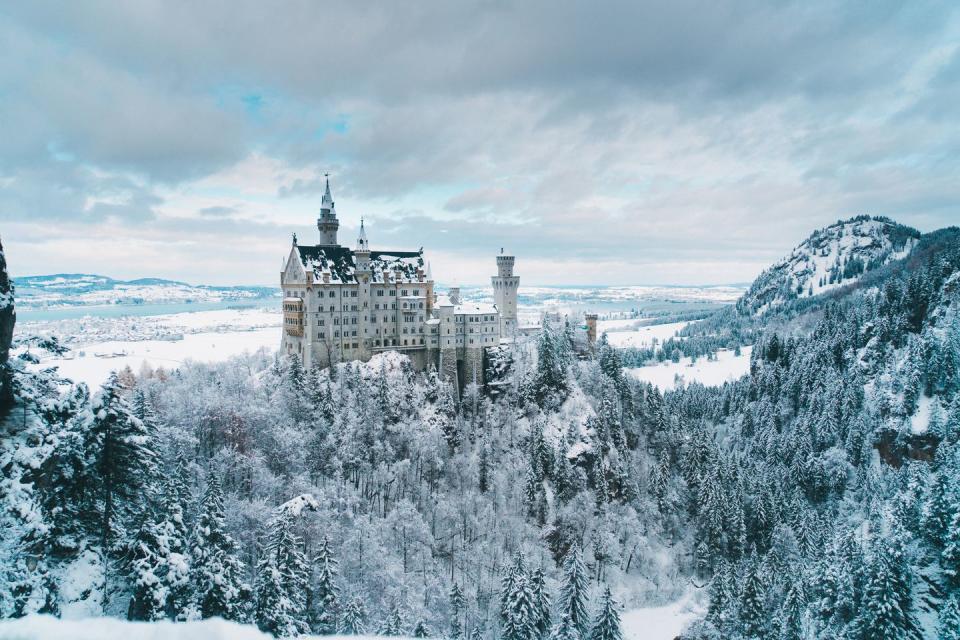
[530,566,551,639]
[938,592,960,640]
[555,544,590,637]
[739,555,768,639]
[500,551,526,623]
[450,582,466,640]
[380,600,406,636]
[588,586,622,640]
[339,596,366,634]
[310,535,340,633]
[502,572,538,640]
[550,612,581,640]
[190,475,247,621]
[414,619,431,637]
[254,511,311,637]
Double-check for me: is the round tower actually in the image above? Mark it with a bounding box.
[317,174,340,245]
[492,249,519,337]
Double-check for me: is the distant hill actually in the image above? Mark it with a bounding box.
[736,215,920,315]
[12,273,278,308]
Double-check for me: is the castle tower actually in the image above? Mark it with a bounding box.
[317,174,339,245]
[492,249,519,336]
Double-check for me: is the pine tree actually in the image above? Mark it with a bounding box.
[588,586,622,640]
[414,619,431,637]
[739,555,768,639]
[942,498,960,586]
[126,516,170,621]
[550,612,581,640]
[849,537,918,640]
[938,592,960,640]
[777,582,805,640]
[310,535,340,633]
[190,475,247,621]
[84,374,159,607]
[500,551,526,623]
[380,600,406,636]
[450,582,466,640]
[530,567,551,639]
[555,544,590,637]
[254,511,310,637]
[502,572,538,640]
[339,596,366,634]
[478,444,490,494]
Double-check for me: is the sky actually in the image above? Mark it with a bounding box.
[1,2,959,286]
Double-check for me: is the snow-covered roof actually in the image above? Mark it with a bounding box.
[297,245,424,284]
[454,302,498,315]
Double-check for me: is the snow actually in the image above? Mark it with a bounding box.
[626,346,753,391]
[600,321,689,349]
[34,327,277,389]
[0,615,413,640]
[910,395,934,435]
[621,590,704,640]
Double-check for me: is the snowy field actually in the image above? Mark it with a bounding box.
[0,616,387,640]
[627,346,753,391]
[20,308,280,389]
[621,590,704,640]
[599,320,689,349]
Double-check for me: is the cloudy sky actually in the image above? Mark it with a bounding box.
[2,2,959,286]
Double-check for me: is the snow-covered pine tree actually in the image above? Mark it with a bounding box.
[380,600,406,636]
[848,535,918,640]
[83,373,159,609]
[550,612,581,640]
[339,596,366,634]
[530,566,551,639]
[938,592,960,640]
[555,544,590,637]
[309,535,340,633]
[413,619,431,637]
[501,572,538,640]
[588,586,622,640]
[500,551,526,623]
[254,510,311,637]
[449,582,466,640]
[190,475,247,621]
[739,553,768,639]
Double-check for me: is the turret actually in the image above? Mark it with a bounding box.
[355,218,370,271]
[317,174,340,245]
[492,249,519,337]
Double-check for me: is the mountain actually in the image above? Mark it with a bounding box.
[12,273,278,308]
[736,215,920,315]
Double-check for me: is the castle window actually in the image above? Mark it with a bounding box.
[319,319,324,326]
[334,318,340,325]
[319,332,325,338]
[329,291,335,298]
[329,305,334,312]
[352,331,357,337]
[389,290,396,296]
[413,289,420,296]
[377,290,384,297]
[343,305,348,311]
[404,339,408,345]
[351,291,357,297]
[334,331,340,337]
[351,317,357,325]
[401,289,408,296]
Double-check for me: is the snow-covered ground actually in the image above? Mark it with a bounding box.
[20,308,281,389]
[600,321,689,349]
[621,590,704,640]
[41,328,277,388]
[627,346,753,391]
[0,615,396,640]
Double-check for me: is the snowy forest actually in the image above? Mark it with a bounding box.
[3,218,960,640]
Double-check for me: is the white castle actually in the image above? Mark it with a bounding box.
[280,177,518,387]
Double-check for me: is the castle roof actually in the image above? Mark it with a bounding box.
[296,244,424,284]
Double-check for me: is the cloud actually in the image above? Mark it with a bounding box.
[1,2,959,285]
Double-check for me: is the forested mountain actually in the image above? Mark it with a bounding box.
[2,220,960,639]
[737,216,920,315]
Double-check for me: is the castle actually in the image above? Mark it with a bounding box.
[280,178,518,387]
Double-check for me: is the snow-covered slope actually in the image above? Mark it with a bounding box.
[736,215,920,315]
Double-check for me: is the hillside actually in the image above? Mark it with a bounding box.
[736,215,920,315]
[13,274,277,308]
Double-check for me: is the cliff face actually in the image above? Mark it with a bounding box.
[0,237,15,416]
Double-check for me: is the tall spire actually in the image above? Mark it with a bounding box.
[357,217,369,251]
[320,173,334,212]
